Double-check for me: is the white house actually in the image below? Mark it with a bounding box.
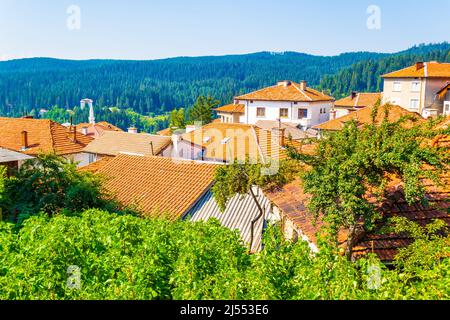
[382,61,450,118]
[216,80,335,129]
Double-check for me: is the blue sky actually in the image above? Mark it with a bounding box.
[0,0,449,60]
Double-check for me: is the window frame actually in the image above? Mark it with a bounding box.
[279,108,289,118]
[411,81,421,92]
[393,81,402,92]
[256,107,266,118]
[298,108,308,119]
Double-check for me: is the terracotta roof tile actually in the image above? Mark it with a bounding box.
[314,104,424,131]
[335,93,382,109]
[77,121,122,138]
[235,81,334,102]
[382,61,450,78]
[83,131,171,156]
[215,103,245,114]
[0,117,93,155]
[96,154,219,220]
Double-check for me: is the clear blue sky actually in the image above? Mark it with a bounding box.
[0,0,449,60]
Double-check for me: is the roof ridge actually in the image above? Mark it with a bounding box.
[235,84,279,99]
[291,82,313,101]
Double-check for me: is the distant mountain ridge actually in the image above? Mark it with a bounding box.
[0,43,449,117]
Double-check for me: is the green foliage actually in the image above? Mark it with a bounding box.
[0,154,123,224]
[290,113,446,258]
[169,107,186,129]
[0,210,448,300]
[188,95,220,125]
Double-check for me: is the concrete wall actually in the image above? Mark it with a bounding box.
[383,77,450,116]
[64,152,91,167]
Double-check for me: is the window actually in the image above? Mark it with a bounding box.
[411,81,421,92]
[279,108,289,118]
[298,109,308,119]
[393,82,402,92]
[410,99,420,110]
[256,107,266,117]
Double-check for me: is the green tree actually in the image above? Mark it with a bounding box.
[1,154,123,224]
[169,107,186,129]
[188,96,220,125]
[288,110,446,259]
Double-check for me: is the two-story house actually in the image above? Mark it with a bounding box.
[382,61,450,118]
[216,80,335,129]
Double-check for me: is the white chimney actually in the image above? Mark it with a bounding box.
[171,133,183,158]
[278,80,292,87]
[128,127,138,134]
[81,126,89,135]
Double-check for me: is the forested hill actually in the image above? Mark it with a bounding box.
[0,43,449,118]
[318,43,450,98]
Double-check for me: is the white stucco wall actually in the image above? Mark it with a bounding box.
[237,99,333,128]
[64,152,91,167]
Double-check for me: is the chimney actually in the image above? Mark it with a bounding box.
[278,80,292,87]
[171,133,183,158]
[415,62,424,71]
[22,115,33,119]
[81,126,89,135]
[21,131,28,150]
[128,127,138,134]
[351,91,358,99]
[299,81,307,91]
[70,126,77,142]
[330,109,337,120]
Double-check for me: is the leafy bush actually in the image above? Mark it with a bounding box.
[0,209,448,300]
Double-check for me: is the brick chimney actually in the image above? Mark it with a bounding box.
[70,126,77,142]
[128,127,138,134]
[21,131,28,150]
[415,62,424,71]
[299,81,307,91]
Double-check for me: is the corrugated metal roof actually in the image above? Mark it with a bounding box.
[186,186,271,253]
[0,148,33,163]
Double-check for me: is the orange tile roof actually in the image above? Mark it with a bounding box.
[78,156,114,174]
[313,104,424,131]
[181,122,307,163]
[215,103,245,114]
[334,93,382,109]
[77,121,123,138]
[382,61,450,78]
[96,154,219,220]
[0,117,93,156]
[235,81,334,102]
[83,131,172,156]
[353,173,450,262]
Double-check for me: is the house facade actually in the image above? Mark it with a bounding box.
[215,80,334,129]
[382,61,450,118]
